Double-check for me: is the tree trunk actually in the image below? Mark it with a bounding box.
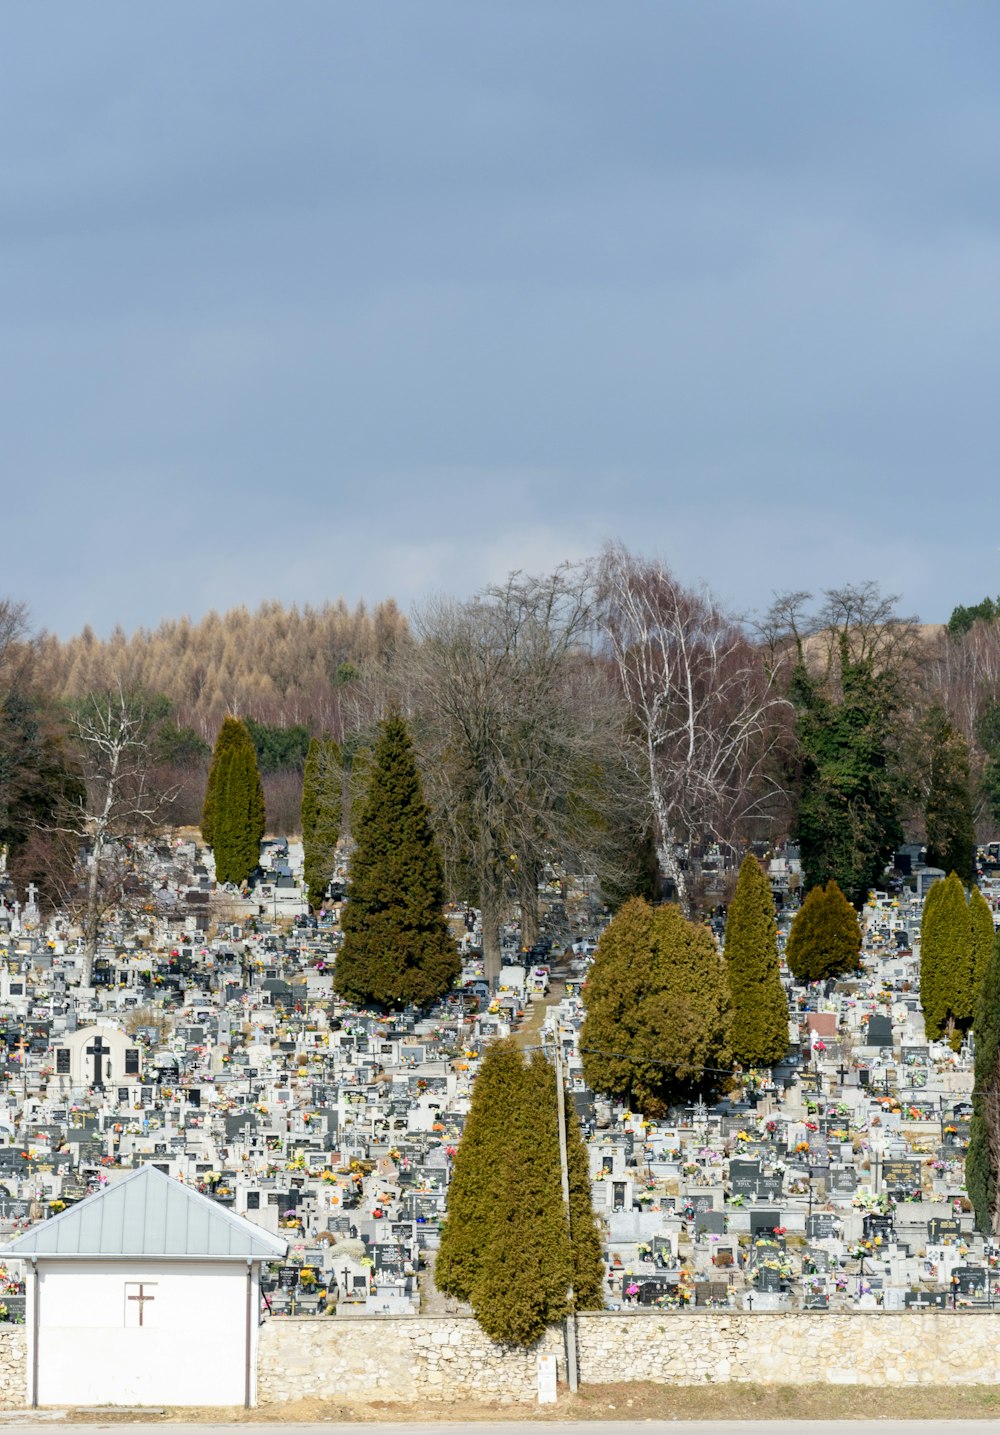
[81,834,104,988]
[481,883,503,987]
[517,863,540,949]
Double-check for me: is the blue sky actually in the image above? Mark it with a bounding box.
[4,2,1000,635]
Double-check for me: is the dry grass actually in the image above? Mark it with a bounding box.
[62,1383,1000,1423]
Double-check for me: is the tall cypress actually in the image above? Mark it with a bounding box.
[470,1052,571,1347]
[201,716,246,847]
[334,713,459,1009]
[920,871,974,1048]
[212,723,265,886]
[436,1040,524,1302]
[301,737,342,908]
[438,1042,600,1346]
[725,854,789,1068]
[970,886,995,1006]
[785,880,862,984]
[967,929,1000,1233]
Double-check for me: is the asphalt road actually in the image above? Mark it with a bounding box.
[5,1425,1000,1435]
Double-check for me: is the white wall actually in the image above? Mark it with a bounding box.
[31,1260,258,1407]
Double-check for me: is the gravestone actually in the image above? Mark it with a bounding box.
[807,1213,836,1240]
[866,1015,893,1047]
[695,1210,725,1238]
[928,1218,962,1243]
[881,1159,922,1197]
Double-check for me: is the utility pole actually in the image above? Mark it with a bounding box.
[552,1040,579,1394]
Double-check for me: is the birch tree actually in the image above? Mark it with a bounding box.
[597,543,785,912]
[62,687,177,985]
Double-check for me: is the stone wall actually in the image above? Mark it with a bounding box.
[0,1326,27,1409]
[258,1311,1000,1404]
[258,1315,564,1404]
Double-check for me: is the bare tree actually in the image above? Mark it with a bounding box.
[597,543,787,912]
[410,566,639,979]
[58,687,178,985]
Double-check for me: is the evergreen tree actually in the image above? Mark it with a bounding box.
[919,872,974,1047]
[301,737,342,908]
[790,640,902,906]
[725,854,789,1068]
[334,714,459,1009]
[785,880,862,984]
[966,929,1000,1233]
[470,1053,572,1346]
[201,716,246,847]
[436,1042,603,1345]
[970,886,995,1005]
[212,731,266,886]
[435,1040,524,1302]
[924,708,975,886]
[564,1101,605,1311]
[580,898,732,1115]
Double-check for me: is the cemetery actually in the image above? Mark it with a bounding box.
[0,834,997,1406]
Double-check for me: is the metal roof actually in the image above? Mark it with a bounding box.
[0,1165,288,1261]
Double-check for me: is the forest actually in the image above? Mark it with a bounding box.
[2,549,998,970]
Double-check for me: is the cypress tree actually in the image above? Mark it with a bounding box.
[966,928,1000,1233]
[435,1040,524,1302]
[301,737,342,908]
[725,854,789,1068]
[470,1053,571,1346]
[565,1101,605,1311]
[785,880,861,984]
[919,871,974,1048]
[580,898,732,1115]
[334,714,459,1009]
[213,732,266,886]
[201,716,246,847]
[970,886,995,1005]
[436,1042,602,1345]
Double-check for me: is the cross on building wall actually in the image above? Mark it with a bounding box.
[87,1036,111,1089]
[127,1284,156,1326]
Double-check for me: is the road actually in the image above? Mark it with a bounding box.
[5,1424,1000,1434]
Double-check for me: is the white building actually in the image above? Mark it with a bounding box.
[2,1164,287,1408]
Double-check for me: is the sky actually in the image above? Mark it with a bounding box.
[3,2,1000,637]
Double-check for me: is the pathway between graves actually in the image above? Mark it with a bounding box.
[513,977,567,1051]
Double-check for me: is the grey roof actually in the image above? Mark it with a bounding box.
[0,1165,288,1261]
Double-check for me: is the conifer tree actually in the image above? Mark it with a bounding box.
[970,885,995,1005]
[784,880,862,984]
[919,872,975,1047]
[470,1053,572,1346]
[725,854,789,1068]
[301,737,342,908]
[436,1042,603,1345]
[580,898,732,1114]
[212,731,266,886]
[201,716,246,847]
[924,708,976,886]
[564,1101,606,1311]
[966,929,1000,1233]
[334,714,459,1009]
[435,1040,524,1302]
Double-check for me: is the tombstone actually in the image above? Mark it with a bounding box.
[750,1209,781,1237]
[866,1016,893,1049]
[881,1159,922,1198]
[729,1159,760,1196]
[807,1213,836,1240]
[954,1267,990,1302]
[928,1217,962,1243]
[905,1290,947,1310]
[695,1210,725,1238]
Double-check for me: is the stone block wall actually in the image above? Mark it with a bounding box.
[258,1315,564,1404]
[258,1310,1000,1404]
[0,1326,27,1409]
